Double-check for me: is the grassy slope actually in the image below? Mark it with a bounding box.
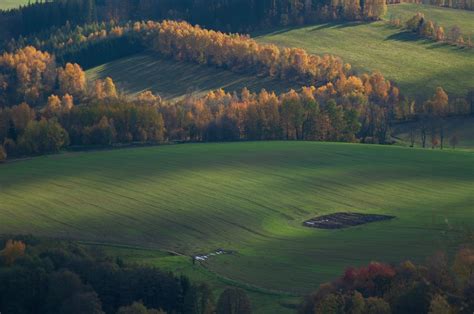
[1,142,473,303]
[88,244,299,313]
[0,0,29,10]
[255,5,474,99]
[86,53,295,101]
[388,3,474,31]
[87,5,474,101]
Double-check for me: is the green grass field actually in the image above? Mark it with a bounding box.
[1,142,473,311]
[0,0,29,10]
[86,243,299,313]
[86,53,294,101]
[256,5,474,99]
[388,3,474,31]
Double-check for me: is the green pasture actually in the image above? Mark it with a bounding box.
[86,53,294,101]
[88,4,474,101]
[388,3,474,31]
[256,5,474,100]
[1,142,473,311]
[0,0,29,10]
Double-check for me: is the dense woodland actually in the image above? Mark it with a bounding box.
[0,236,252,314]
[300,244,474,314]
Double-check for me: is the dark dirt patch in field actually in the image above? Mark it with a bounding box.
[303,212,395,229]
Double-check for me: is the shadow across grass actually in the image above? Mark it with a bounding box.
[87,52,296,101]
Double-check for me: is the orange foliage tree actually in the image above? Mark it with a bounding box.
[0,239,26,266]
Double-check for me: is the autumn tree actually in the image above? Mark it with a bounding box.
[18,118,69,155]
[314,293,346,313]
[117,301,165,314]
[421,20,435,38]
[83,116,116,145]
[406,13,424,32]
[281,90,304,139]
[361,0,387,20]
[0,46,56,106]
[137,91,161,106]
[0,239,26,266]
[429,294,454,314]
[62,94,75,111]
[424,87,449,116]
[435,26,446,41]
[45,94,62,117]
[58,63,87,97]
[10,102,35,139]
[365,297,391,314]
[452,248,474,287]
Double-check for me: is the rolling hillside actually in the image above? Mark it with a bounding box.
[388,3,474,30]
[1,142,473,310]
[86,5,474,101]
[0,0,29,10]
[256,6,474,99]
[86,52,295,101]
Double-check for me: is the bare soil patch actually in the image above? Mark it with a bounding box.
[303,212,395,229]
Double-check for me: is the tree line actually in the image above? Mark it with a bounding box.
[3,20,400,103]
[387,0,474,10]
[299,244,474,313]
[0,0,388,45]
[1,21,473,161]
[389,12,473,48]
[3,20,147,69]
[421,0,474,10]
[0,236,252,314]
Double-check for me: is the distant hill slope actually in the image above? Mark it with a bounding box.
[88,6,473,101]
[388,3,474,31]
[0,0,29,10]
[86,52,295,101]
[256,5,474,99]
